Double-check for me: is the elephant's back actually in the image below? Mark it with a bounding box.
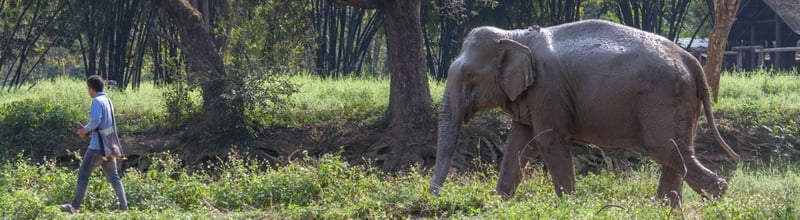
[544,20,676,60]
[542,20,694,83]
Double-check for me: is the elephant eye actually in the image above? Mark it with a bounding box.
[461,83,473,94]
[462,71,474,78]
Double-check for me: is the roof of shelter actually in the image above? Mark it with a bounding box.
[762,0,800,34]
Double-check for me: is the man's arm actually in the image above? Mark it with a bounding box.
[78,99,103,137]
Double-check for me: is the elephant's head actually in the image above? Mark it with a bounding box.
[429,27,537,195]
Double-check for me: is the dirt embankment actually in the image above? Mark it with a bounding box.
[37,114,800,174]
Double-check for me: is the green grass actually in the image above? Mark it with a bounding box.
[1,71,800,218]
[0,77,168,135]
[715,70,800,133]
[0,152,797,219]
[262,75,445,128]
[3,71,794,136]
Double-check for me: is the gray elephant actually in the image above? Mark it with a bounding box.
[428,19,739,206]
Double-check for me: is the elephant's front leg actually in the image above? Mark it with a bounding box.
[537,132,576,197]
[496,122,537,198]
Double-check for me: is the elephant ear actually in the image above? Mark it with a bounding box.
[497,39,536,102]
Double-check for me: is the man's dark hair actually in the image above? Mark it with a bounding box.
[87,75,105,92]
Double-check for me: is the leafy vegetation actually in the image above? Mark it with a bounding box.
[0,151,798,219]
[1,70,799,218]
[2,70,796,146]
[715,70,800,133]
[260,74,445,129]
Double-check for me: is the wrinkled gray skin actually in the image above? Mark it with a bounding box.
[429,19,739,206]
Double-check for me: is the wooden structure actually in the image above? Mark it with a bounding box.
[728,0,800,71]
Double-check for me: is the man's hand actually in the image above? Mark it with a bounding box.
[77,128,89,138]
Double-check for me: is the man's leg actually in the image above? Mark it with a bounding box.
[68,149,104,210]
[101,158,128,211]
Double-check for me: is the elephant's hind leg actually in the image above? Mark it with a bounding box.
[644,136,689,207]
[655,164,685,207]
[496,122,538,198]
[645,134,728,205]
[682,157,728,200]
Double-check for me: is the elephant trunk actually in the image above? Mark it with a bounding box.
[429,93,464,196]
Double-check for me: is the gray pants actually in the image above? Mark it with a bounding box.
[70,149,128,210]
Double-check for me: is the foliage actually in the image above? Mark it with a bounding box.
[214,43,298,140]
[0,150,798,219]
[714,70,800,133]
[66,0,155,89]
[0,0,73,89]
[0,99,82,160]
[161,81,199,126]
[1,69,799,217]
[1,0,723,89]
[0,77,167,159]
[0,77,84,160]
[607,0,694,40]
[258,74,445,129]
[311,0,384,77]
[1,69,799,158]
[224,0,313,73]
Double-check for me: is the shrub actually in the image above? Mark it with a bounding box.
[162,82,199,126]
[0,99,82,159]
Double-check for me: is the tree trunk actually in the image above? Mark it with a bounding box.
[333,0,435,171]
[150,0,245,146]
[383,0,434,133]
[332,0,434,132]
[704,0,740,102]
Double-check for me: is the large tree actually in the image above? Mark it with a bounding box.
[704,0,740,102]
[333,0,435,170]
[149,0,246,150]
[333,0,434,132]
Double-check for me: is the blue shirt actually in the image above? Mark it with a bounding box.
[83,92,114,150]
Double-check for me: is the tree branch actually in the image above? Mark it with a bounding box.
[151,29,187,51]
[332,0,382,9]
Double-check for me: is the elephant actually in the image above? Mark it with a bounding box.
[428,19,739,206]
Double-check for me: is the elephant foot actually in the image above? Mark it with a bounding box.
[699,178,728,200]
[653,190,682,208]
[495,186,515,199]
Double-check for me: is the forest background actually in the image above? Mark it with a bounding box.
[1,0,799,218]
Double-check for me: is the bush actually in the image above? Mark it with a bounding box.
[0,99,82,159]
[0,156,71,219]
[162,82,199,126]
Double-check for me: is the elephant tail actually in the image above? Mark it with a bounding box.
[691,57,740,160]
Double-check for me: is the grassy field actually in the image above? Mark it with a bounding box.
[1,71,799,218]
[1,70,798,134]
[0,151,798,219]
[716,70,800,133]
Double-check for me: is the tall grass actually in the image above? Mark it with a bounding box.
[256,74,445,128]
[715,70,800,133]
[0,77,167,134]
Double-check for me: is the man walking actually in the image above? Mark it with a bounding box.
[61,75,127,213]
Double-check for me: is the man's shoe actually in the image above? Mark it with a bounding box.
[60,204,78,214]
